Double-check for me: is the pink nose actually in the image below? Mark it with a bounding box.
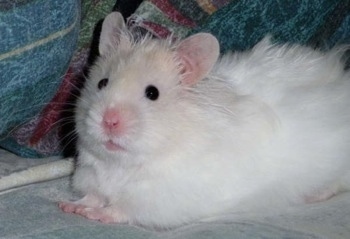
[103,108,120,133]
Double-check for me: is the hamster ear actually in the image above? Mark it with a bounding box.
[99,12,127,56]
[176,33,220,86]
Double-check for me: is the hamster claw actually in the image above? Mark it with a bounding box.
[58,201,87,213]
[77,207,117,224]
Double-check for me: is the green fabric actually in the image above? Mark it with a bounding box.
[79,0,117,48]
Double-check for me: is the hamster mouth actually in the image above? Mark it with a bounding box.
[104,140,125,151]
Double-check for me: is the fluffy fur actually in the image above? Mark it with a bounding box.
[59,12,350,228]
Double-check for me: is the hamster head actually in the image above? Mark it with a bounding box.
[76,12,219,161]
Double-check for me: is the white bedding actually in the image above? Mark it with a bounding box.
[0,149,349,239]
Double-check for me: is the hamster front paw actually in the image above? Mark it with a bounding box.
[59,194,128,224]
[76,206,129,224]
[58,201,88,213]
[58,194,105,214]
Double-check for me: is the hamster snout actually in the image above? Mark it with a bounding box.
[99,104,140,152]
[101,108,126,151]
[102,108,124,136]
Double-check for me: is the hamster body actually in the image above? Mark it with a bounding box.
[59,12,350,228]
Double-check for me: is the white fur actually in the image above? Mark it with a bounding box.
[69,13,350,228]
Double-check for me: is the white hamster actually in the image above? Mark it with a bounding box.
[59,12,350,228]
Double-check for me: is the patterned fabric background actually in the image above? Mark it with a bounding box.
[130,0,350,52]
[0,0,81,157]
[2,0,350,158]
[0,0,116,157]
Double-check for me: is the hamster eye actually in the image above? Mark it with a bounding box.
[98,78,109,90]
[145,85,159,101]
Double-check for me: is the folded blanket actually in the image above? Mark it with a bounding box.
[0,149,73,192]
[0,160,73,192]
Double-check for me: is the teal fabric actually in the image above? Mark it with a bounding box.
[192,0,350,52]
[0,0,80,156]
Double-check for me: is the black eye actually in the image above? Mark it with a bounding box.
[145,85,159,101]
[98,78,108,90]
